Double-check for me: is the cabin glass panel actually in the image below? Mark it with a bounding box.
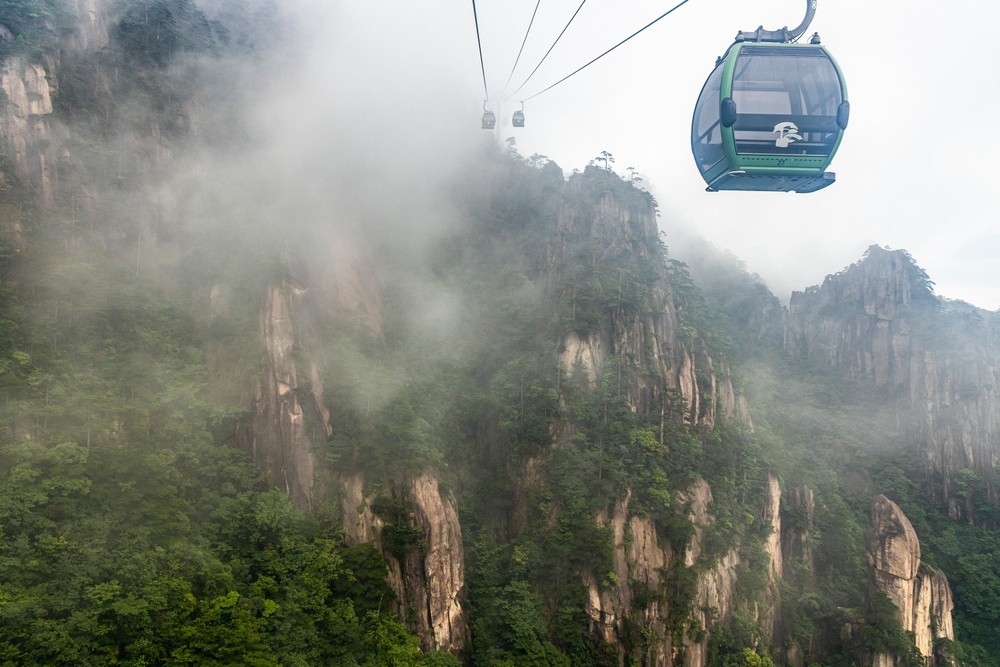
[731,46,842,156]
[692,63,726,173]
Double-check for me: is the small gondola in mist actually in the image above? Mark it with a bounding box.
[512,103,525,128]
[482,103,496,130]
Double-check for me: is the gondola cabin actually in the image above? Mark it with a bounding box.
[482,110,496,130]
[692,39,849,193]
[512,110,525,128]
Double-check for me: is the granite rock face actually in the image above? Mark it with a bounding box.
[866,495,956,666]
[340,473,467,653]
[0,0,109,204]
[553,189,750,431]
[0,57,55,203]
[226,233,469,653]
[786,246,1000,518]
[581,481,747,667]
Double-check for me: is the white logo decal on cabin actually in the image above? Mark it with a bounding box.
[773,122,803,148]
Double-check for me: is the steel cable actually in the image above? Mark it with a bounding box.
[522,0,693,102]
[502,0,543,94]
[471,0,490,98]
[510,0,589,98]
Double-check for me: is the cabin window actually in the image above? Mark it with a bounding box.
[692,63,726,173]
[731,47,842,155]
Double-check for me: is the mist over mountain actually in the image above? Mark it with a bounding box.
[1,2,998,666]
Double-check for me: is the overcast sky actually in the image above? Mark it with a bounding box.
[310,1,1000,310]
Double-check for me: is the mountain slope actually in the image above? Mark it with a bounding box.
[0,2,998,666]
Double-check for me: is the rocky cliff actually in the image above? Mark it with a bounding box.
[0,3,808,660]
[549,172,760,663]
[224,236,469,652]
[1,55,56,204]
[786,246,1000,519]
[224,175,986,663]
[541,177,795,663]
[237,279,317,509]
[866,495,956,666]
[551,179,750,430]
[0,0,109,205]
[581,480,748,667]
[341,472,467,652]
[4,4,990,660]
[228,165,766,660]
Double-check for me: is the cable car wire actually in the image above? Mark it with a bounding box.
[502,0,543,94]
[510,0,589,98]
[471,0,490,98]
[522,0,693,102]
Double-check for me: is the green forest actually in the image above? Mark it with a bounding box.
[1,1,999,666]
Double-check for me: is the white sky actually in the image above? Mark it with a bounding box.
[314,1,1000,310]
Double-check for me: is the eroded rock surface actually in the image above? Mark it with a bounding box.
[866,495,955,666]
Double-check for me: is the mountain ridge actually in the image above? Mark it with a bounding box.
[0,2,997,664]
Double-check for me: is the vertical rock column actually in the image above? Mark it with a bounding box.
[240,282,316,509]
[339,473,467,654]
[866,495,956,666]
[0,57,55,203]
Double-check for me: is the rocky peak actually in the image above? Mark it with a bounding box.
[845,245,932,319]
[866,495,956,666]
[786,246,1000,518]
[867,495,920,581]
[785,246,932,384]
[791,245,933,321]
[551,174,750,430]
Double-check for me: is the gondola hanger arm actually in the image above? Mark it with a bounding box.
[735,0,816,43]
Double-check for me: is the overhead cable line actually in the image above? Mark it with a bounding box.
[522,0,693,102]
[510,0,589,97]
[502,0,543,94]
[471,0,490,98]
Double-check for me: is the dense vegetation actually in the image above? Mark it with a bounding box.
[683,238,1000,665]
[0,210,460,664]
[1,1,999,666]
[0,1,457,664]
[308,151,921,666]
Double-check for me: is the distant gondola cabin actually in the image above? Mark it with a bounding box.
[482,110,496,130]
[512,110,525,127]
[692,40,849,193]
